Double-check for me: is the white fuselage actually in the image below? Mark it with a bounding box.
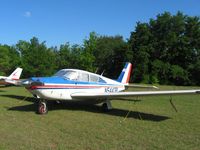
[26,69,125,103]
[28,83,125,101]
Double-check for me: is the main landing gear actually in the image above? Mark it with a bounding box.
[37,100,48,114]
[36,100,113,114]
[102,100,112,112]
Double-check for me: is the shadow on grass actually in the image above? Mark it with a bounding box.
[0,86,8,91]
[0,85,14,88]
[4,94,170,122]
[1,95,36,102]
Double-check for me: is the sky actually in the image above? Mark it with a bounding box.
[0,0,199,47]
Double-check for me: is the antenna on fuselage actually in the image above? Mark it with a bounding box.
[101,70,105,76]
[95,68,99,74]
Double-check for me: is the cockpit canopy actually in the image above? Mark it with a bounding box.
[54,69,106,83]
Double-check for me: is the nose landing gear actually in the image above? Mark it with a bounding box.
[38,100,48,114]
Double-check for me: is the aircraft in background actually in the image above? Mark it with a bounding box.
[0,68,23,85]
[10,63,199,115]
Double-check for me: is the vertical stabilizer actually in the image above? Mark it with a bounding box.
[117,62,132,84]
[8,68,23,80]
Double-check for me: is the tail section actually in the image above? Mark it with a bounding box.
[117,62,132,84]
[8,68,23,80]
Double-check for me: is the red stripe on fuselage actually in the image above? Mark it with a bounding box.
[28,84,124,90]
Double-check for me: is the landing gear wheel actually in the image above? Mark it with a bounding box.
[38,101,48,114]
[102,100,112,112]
[102,103,109,112]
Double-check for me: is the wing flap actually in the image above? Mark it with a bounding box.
[71,90,200,99]
[126,84,159,89]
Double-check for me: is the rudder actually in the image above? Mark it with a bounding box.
[8,68,23,80]
[117,62,132,84]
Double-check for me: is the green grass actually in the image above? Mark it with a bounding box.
[0,85,200,150]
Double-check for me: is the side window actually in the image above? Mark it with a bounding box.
[99,77,106,83]
[89,75,99,82]
[64,71,77,80]
[78,72,89,82]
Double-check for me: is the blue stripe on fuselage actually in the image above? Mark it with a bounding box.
[29,77,111,85]
[30,77,75,84]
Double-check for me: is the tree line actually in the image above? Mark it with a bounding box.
[0,12,200,85]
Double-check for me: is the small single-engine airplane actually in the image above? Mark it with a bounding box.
[10,63,200,114]
[0,67,23,85]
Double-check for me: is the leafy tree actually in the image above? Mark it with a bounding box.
[0,11,199,86]
[0,45,20,75]
[0,45,11,75]
[129,22,152,83]
[151,59,171,84]
[94,35,131,78]
[170,65,189,85]
[129,11,200,85]
[56,43,71,69]
[16,37,56,77]
[81,32,98,72]
[69,44,84,69]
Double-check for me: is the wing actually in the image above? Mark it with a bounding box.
[0,76,7,80]
[71,90,200,99]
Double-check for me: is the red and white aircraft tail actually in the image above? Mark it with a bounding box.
[8,67,23,80]
[117,62,132,84]
[117,62,158,89]
[0,67,23,85]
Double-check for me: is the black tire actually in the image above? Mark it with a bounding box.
[38,101,48,114]
[102,103,109,112]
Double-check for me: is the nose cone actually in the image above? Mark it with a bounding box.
[25,76,73,88]
[22,77,44,87]
[21,79,31,85]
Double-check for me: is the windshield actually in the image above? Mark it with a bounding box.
[54,70,78,80]
[54,70,106,83]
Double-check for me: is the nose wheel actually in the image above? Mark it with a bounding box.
[38,100,48,114]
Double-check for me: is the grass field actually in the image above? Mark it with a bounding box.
[0,85,200,150]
